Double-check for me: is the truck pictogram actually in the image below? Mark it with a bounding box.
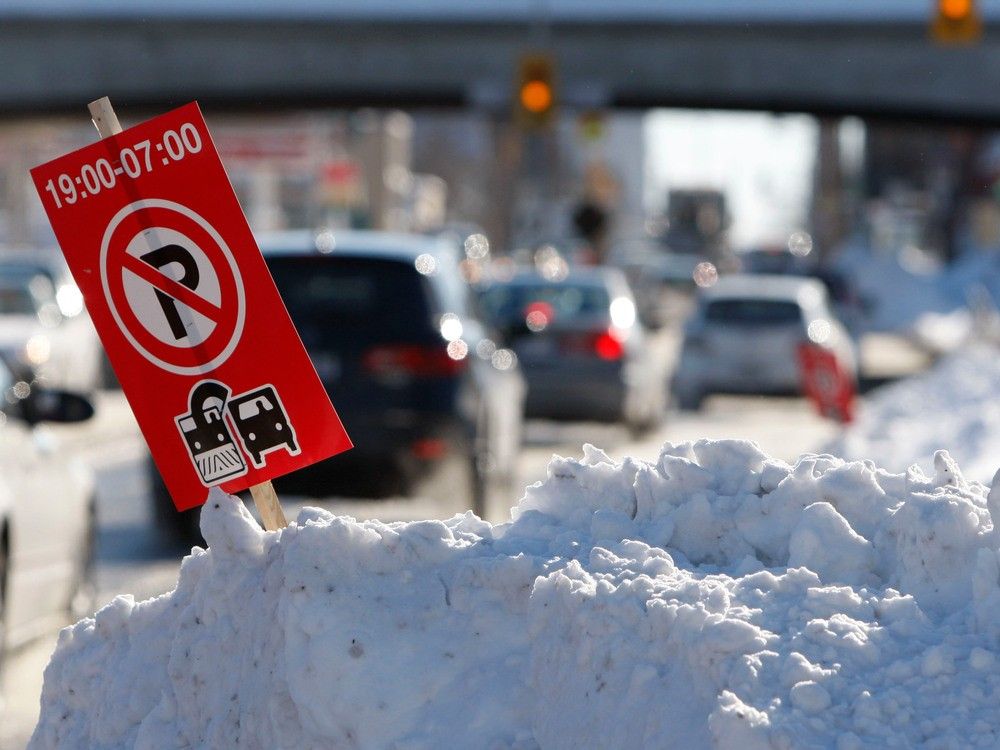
[227,385,300,467]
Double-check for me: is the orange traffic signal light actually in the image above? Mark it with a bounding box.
[932,0,981,44]
[520,80,553,115]
[516,54,556,127]
[940,0,972,21]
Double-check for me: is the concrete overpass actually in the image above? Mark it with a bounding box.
[4,1,1000,121]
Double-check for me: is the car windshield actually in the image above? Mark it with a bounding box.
[266,255,434,345]
[0,281,41,315]
[704,298,802,326]
[740,252,805,275]
[478,282,610,324]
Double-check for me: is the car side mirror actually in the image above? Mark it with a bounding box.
[18,388,95,425]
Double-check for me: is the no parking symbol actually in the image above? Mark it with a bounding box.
[101,199,246,376]
[30,101,352,511]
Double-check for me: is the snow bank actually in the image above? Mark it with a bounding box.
[829,344,1000,483]
[30,440,1000,749]
[835,243,1000,346]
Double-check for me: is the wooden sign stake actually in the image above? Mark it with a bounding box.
[87,96,288,532]
[248,481,288,531]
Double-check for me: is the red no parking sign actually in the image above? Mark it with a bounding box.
[102,199,246,375]
[31,102,352,510]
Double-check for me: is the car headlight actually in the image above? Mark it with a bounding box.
[56,284,85,317]
[609,297,636,329]
[807,319,833,345]
[24,334,51,366]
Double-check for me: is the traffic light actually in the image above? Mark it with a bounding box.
[932,0,981,44]
[516,53,556,128]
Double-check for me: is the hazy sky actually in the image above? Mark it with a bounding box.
[645,109,818,248]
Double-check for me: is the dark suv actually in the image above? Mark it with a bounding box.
[151,229,523,535]
[264,230,524,507]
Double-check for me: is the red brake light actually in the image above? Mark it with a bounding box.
[411,438,448,460]
[558,329,626,360]
[362,344,467,378]
[593,330,625,360]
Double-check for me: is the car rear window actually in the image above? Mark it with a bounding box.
[266,256,433,340]
[704,298,802,326]
[0,270,55,316]
[478,282,610,324]
[0,284,38,315]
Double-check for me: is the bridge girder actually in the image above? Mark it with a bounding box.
[3,18,1000,122]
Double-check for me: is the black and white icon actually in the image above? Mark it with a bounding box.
[176,380,248,486]
[138,242,200,341]
[176,379,299,485]
[101,199,246,376]
[121,225,222,350]
[227,385,300,468]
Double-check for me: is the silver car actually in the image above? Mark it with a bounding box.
[0,250,104,396]
[672,274,857,410]
[0,356,97,663]
[477,267,667,434]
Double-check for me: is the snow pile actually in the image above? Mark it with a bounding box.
[834,243,1000,349]
[829,344,1000,483]
[30,440,1000,749]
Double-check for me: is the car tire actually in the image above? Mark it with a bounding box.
[0,526,7,674]
[626,388,667,438]
[148,457,203,546]
[627,411,662,439]
[470,408,498,519]
[469,455,488,519]
[674,386,704,412]
[68,501,98,621]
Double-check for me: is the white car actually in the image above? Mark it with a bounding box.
[0,249,104,396]
[672,274,858,410]
[0,356,97,662]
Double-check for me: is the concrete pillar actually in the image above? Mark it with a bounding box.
[811,117,844,260]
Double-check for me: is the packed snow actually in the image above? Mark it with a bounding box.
[829,344,1000,483]
[834,242,1000,350]
[29,439,1000,749]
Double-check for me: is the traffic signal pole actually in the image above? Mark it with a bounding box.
[512,51,559,248]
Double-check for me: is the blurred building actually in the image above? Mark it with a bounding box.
[860,123,992,261]
[0,108,446,247]
[411,109,645,255]
[411,111,495,235]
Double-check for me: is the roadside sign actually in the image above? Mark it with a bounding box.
[30,102,352,511]
[797,343,856,424]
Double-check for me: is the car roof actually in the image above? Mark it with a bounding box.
[700,274,826,304]
[0,246,68,270]
[256,229,458,262]
[483,266,626,289]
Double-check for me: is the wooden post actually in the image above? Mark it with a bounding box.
[87,96,288,532]
[249,480,288,531]
[87,97,123,137]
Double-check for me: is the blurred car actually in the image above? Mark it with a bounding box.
[737,247,866,337]
[0,356,97,665]
[0,249,103,395]
[672,274,858,410]
[151,229,525,535]
[737,246,810,276]
[262,230,525,507]
[476,267,667,434]
[609,239,701,328]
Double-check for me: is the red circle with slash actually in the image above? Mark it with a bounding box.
[100,199,246,375]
